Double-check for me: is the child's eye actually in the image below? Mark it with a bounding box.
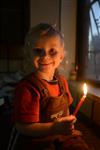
[49,49,58,57]
[32,48,44,56]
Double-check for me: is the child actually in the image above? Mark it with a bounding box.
[7,23,91,150]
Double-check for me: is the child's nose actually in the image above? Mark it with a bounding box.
[40,49,48,57]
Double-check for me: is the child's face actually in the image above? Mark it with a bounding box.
[32,35,64,76]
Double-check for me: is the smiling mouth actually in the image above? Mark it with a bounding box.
[39,62,53,66]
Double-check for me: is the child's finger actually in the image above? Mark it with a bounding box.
[58,115,76,122]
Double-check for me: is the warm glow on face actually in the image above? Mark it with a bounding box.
[83,83,87,96]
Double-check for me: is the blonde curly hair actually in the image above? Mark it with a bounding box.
[22,23,64,75]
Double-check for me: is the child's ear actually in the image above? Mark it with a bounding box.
[60,51,64,62]
[60,44,65,61]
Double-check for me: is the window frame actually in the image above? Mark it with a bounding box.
[76,0,100,87]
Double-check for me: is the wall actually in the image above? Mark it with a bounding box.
[30,0,60,28]
[61,0,77,77]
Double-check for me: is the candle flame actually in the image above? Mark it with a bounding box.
[83,83,87,96]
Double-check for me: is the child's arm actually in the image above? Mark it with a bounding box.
[15,115,76,138]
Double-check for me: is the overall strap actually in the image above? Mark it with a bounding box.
[25,74,52,111]
[25,74,50,98]
[57,75,66,94]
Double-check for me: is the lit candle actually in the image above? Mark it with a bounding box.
[73,83,87,116]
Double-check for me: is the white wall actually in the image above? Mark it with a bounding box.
[30,0,60,28]
[61,0,77,77]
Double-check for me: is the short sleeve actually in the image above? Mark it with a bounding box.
[13,82,40,123]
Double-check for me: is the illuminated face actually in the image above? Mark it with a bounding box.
[32,36,64,76]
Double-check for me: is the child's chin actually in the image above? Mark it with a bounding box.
[40,67,53,73]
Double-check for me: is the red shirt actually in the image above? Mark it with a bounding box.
[13,74,73,123]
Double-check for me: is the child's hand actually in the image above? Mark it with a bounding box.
[53,115,77,135]
[57,115,76,124]
[72,129,82,136]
